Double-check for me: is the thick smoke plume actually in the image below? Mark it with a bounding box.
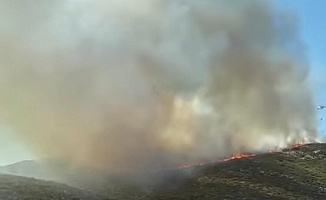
[0,0,316,172]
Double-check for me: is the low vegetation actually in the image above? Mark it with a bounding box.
[0,174,105,200]
[1,143,326,200]
[79,143,326,200]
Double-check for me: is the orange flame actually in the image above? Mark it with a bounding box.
[175,142,310,170]
[221,153,255,162]
[176,153,255,169]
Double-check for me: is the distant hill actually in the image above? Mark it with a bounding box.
[0,158,101,184]
[1,143,326,200]
[0,174,106,200]
[0,160,50,180]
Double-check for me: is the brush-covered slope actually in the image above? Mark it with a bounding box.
[0,174,106,200]
[76,143,326,200]
[1,143,325,200]
[144,143,326,200]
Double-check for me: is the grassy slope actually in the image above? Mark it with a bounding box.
[0,143,325,200]
[148,143,326,200]
[79,143,326,200]
[0,174,107,200]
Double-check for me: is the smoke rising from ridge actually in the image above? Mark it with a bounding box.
[0,0,316,172]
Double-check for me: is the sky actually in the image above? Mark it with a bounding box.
[0,1,325,166]
[0,127,34,166]
[273,0,326,136]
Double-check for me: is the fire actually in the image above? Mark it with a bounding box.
[290,143,306,149]
[175,142,311,170]
[221,153,255,162]
[176,153,256,169]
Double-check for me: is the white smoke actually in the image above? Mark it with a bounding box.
[0,0,316,172]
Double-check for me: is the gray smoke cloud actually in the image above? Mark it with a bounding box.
[0,0,316,172]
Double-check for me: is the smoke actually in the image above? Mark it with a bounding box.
[0,0,316,172]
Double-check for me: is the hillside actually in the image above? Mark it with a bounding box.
[0,174,106,200]
[0,160,51,180]
[0,158,94,183]
[144,143,326,200]
[1,143,326,200]
[76,143,326,200]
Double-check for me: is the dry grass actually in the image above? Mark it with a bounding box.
[1,143,326,200]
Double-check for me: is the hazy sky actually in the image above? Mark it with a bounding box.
[0,127,34,166]
[0,1,325,166]
[274,0,326,135]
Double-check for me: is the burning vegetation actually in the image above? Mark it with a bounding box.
[0,0,325,199]
[176,142,316,170]
[222,153,256,162]
[0,0,317,174]
[0,142,325,200]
